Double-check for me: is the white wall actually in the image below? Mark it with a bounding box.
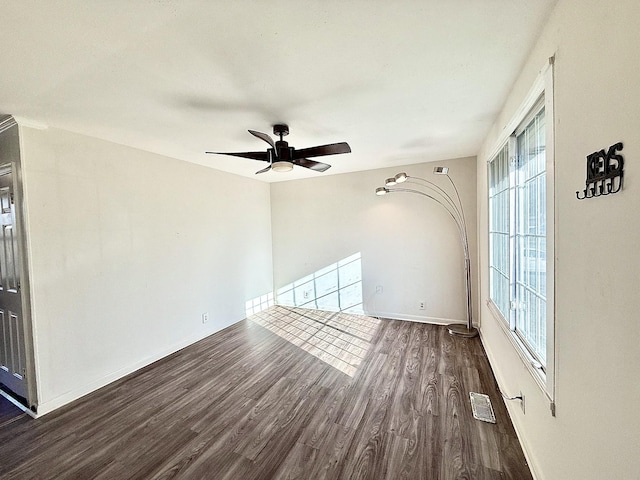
[19,126,273,415]
[270,156,477,325]
[477,1,640,478]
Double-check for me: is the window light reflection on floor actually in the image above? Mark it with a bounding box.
[248,305,380,377]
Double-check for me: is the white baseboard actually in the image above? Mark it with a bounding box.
[363,309,465,326]
[34,329,220,417]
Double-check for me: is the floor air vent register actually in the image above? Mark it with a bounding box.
[469,392,496,423]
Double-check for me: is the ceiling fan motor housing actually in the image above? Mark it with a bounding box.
[275,141,294,160]
[273,124,289,137]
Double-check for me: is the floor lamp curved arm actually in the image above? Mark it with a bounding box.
[393,176,465,231]
[375,178,477,338]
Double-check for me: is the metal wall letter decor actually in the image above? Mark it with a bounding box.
[576,142,624,200]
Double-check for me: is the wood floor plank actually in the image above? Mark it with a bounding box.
[440,373,477,480]
[297,378,349,449]
[496,432,534,480]
[271,441,318,480]
[389,322,423,437]
[0,306,533,480]
[149,396,258,480]
[243,389,331,480]
[334,351,386,429]
[305,422,357,480]
[0,396,24,427]
[234,362,329,461]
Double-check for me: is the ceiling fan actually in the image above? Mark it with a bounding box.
[206,124,351,174]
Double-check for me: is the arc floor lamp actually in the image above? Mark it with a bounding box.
[375,167,478,338]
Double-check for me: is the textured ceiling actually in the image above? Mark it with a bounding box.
[0,1,556,182]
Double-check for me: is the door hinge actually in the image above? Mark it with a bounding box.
[10,192,14,204]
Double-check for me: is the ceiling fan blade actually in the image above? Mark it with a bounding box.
[205,151,269,161]
[255,165,272,174]
[292,142,351,159]
[248,130,276,150]
[293,158,332,172]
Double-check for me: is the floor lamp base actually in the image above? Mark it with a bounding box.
[447,324,479,338]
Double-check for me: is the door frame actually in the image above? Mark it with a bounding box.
[0,115,38,412]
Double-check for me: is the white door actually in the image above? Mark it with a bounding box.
[0,164,27,400]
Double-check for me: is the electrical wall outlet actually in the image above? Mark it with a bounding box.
[419,301,425,310]
[202,312,209,324]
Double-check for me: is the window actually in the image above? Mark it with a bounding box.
[488,62,554,396]
[514,106,547,364]
[488,144,511,320]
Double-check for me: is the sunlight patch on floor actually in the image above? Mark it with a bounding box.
[248,305,380,377]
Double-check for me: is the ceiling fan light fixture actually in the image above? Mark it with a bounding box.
[375,187,389,196]
[385,177,397,186]
[272,161,294,172]
[394,172,408,183]
[433,166,449,175]
[207,124,349,174]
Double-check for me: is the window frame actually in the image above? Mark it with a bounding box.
[486,59,555,401]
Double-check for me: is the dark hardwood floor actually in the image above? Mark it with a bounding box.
[0,306,532,479]
[0,395,26,429]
